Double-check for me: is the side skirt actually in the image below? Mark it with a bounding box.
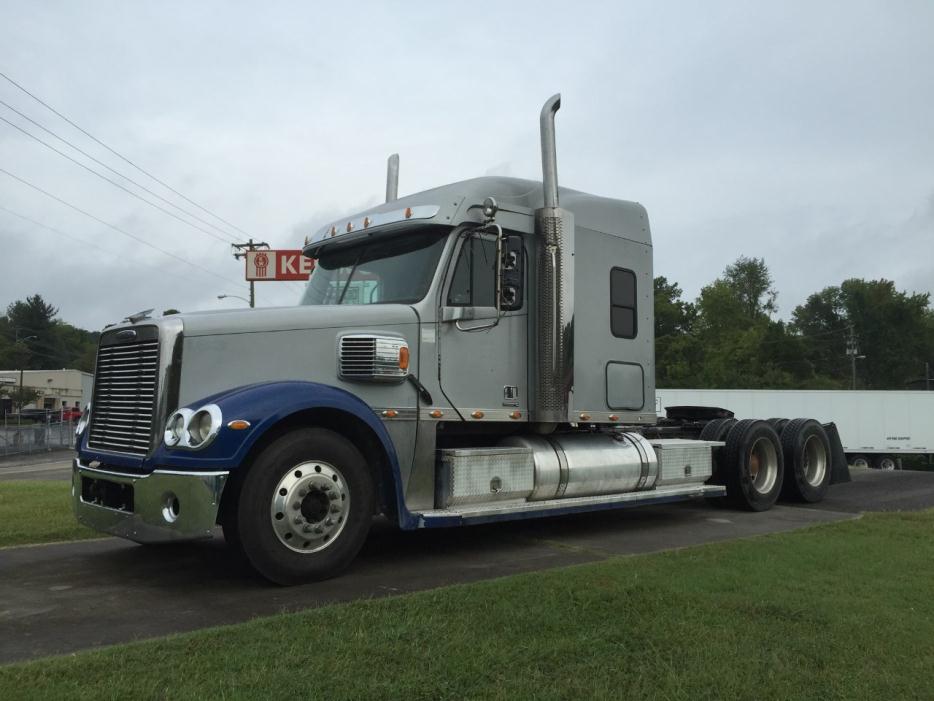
[416,483,726,528]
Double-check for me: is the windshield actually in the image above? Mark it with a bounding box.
[300,228,449,306]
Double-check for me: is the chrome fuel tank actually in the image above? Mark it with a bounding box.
[500,432,658,501]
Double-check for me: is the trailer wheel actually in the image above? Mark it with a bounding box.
[722,419,784,511]
[779,418,831,503]
[767,418,789,434]
[873,455,897,471]
[850,454,870,469]
[235,427,374,585]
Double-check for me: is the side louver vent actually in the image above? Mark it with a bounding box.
[339,334,408,382]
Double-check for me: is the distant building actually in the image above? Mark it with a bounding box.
[0,369,93,413]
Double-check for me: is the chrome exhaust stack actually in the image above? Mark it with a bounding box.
[386,153,400,202]
[532,94,575,424]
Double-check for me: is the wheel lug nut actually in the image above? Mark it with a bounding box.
[303,525,313,533]
[321,485,331,492]
[293,517,303,525]
[329,492,338,501]
[314,526,323,534]
[330,505,340,513]
[293,502,302,510]
[325,518,333,526]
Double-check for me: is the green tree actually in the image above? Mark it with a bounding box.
[654,276,700,387]
[793,279,934,389]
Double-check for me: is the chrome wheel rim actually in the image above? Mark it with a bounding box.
[270,461,350,554]
[852,457,869,469]
[879,458,896,471]
[802,435,828,487]
[748,437,778,495]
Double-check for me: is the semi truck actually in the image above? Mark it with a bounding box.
[72,95,847,584]
[658,389,934,470]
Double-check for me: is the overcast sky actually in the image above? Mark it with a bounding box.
[1,0,932,331]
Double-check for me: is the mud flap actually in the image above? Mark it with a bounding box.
[823,422,851,485]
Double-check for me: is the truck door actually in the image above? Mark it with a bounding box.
[438,231,527,420]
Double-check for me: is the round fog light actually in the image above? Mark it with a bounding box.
[162,493,180,523]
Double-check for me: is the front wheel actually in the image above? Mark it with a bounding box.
[235,427,375,585]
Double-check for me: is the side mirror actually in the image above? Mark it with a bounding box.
[499,235,524,311]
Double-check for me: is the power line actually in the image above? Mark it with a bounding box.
[0,98,239,243]
[0,70,256,240]
[0,114,234,244]
[0,204,196,285]
[0,166,243,287]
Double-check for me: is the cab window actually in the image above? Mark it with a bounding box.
[447,236,497,307]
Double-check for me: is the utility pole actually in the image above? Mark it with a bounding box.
[846,325,865,390]
[927,361,931,391]
[231,239,269,308]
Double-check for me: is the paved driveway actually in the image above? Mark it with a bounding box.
[1,468,932,664]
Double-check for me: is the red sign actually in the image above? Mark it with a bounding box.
[245,250,314,281]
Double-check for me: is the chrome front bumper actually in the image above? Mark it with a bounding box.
[72,459,229,544]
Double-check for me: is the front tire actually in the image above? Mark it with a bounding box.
[236,428,375,585]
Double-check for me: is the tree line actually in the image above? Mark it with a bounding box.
[0,295,99,395]
[3,269,934,396]
[655,257,934,390]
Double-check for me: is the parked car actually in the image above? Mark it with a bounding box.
[61,407,83,422]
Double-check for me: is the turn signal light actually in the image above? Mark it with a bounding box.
[509,411,521,420]
[608,414,619,422]
[579,413,591,421]
[382,409,398,418]
[399,346,410,371]
[227,420,251,430]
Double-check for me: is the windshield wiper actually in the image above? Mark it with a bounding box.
[336,247,365,305]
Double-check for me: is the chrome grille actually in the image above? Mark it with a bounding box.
[88,332,160,455]
[339,334,407,381]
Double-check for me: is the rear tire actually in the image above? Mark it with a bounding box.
[236,427,375,585]
[767,418,789,434]
[701,417,737,508]
[722,419,784,511]
[850,454,870,469]
[779,418,831,503]
[873,455,897,471]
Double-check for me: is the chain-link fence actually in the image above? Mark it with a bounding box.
[0,414,76,458]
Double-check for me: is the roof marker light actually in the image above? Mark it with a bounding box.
[404,207,413,219]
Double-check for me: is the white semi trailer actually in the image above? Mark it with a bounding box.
[657,389,934,470]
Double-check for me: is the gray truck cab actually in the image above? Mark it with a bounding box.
[73,95,830,584]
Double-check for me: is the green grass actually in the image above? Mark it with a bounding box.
[0,480,97,547]
[2,510,934,700]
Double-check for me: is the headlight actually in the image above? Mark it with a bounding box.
[163,410,191,447]
[188,409,213,446]
[75,403,91,437]
[163,404,222,449]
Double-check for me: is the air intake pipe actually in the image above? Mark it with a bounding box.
[532,94,575,424]
[386,153,399,202]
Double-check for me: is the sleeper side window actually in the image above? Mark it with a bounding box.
[447,236,497,307]
[610,267,637,338]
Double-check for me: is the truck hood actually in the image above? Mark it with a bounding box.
[176,304,419,338]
